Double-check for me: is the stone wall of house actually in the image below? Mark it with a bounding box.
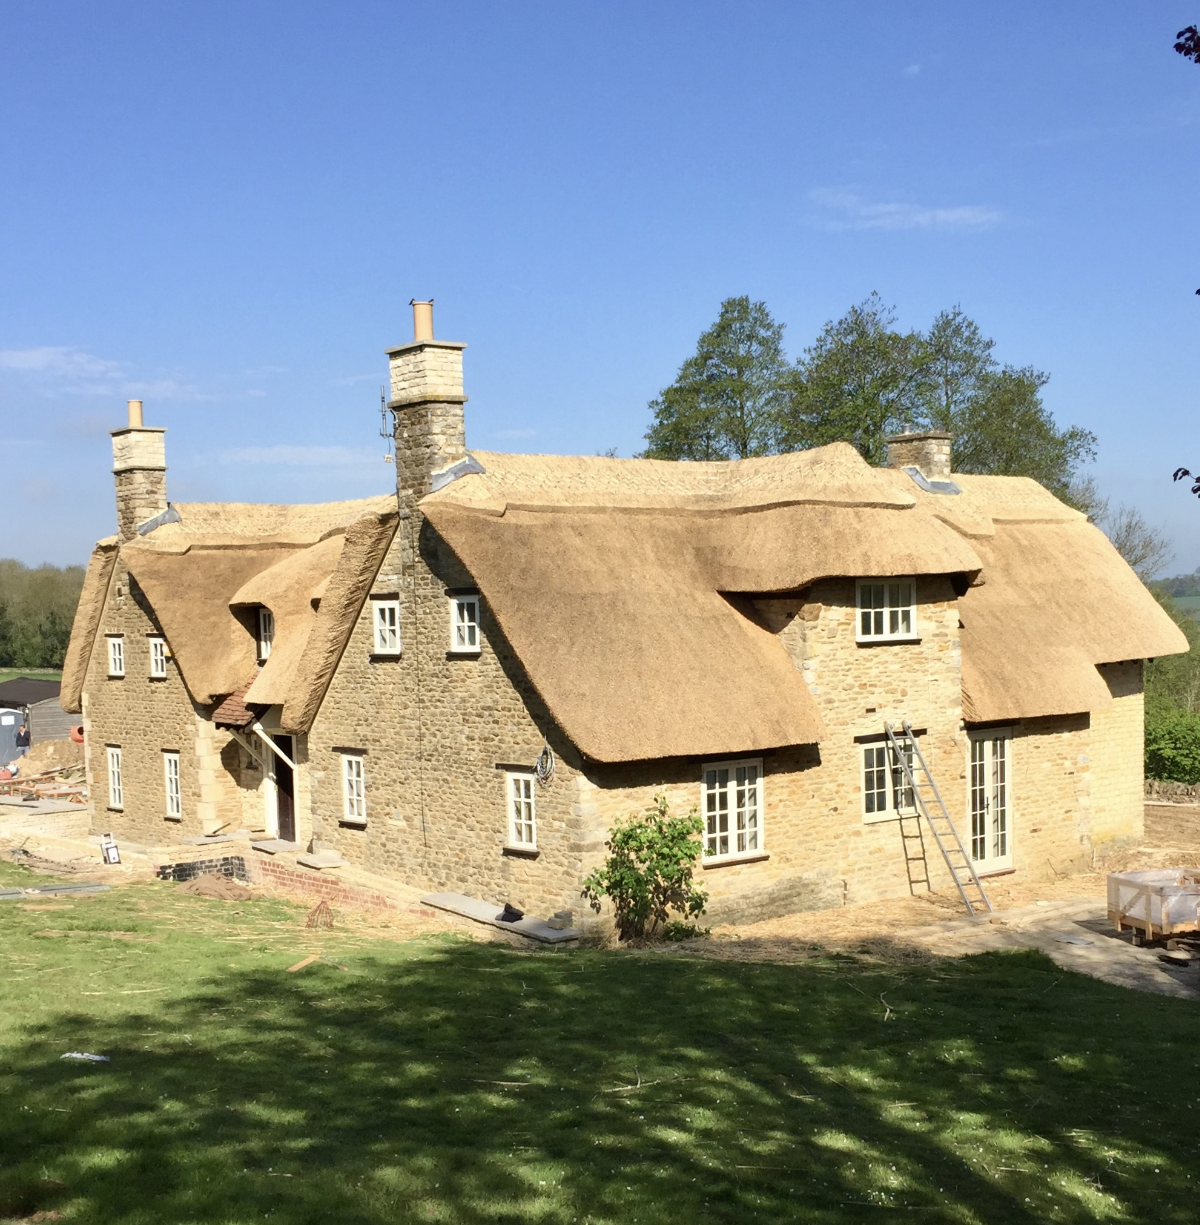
[306,513,591,921]
[80,561,246,844]
[1088,660,1145,850]
[1009,715,1093,877]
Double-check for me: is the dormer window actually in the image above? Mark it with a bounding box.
[856,579,917,643]
[257,608,275,662]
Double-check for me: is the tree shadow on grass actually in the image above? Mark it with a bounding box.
[2,941,1198,1224]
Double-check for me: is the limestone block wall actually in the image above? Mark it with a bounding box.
[307,513,589,920]
[80,562,243,843]
[1007,715,1093,877]
[1088,660,1145,849]
[388,342,466,406]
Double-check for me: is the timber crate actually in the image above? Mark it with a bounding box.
[1108,869,1200,942]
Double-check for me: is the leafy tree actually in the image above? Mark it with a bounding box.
[649,296,1097,496]
[642,297,791,460]
[1145,708,1200,783]
[0,559,85,669]
[784,294,924,464]
[580,794,708,941]
[1176,25,1200,64]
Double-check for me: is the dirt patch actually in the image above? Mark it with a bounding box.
[177,873,255,901]
[682,804,1200,966]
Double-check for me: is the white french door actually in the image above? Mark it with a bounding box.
[969,733,1012,873]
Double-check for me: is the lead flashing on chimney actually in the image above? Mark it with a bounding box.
[429,454,487,493]
[136,504,183,535]
[902,465,961,496]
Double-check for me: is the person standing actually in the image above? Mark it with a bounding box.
[14,723,30,758]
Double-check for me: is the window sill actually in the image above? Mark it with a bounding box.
[502,845,540,859]
[855,636,921,647]
[446,649,482,659]
[149,675,167,682]
[107,806,124,813]
[863,810,917,825]
[107,674,125,680]
[701,852,769,870]
[164,815,182,822]
[369,652,402,662]
[976,866,1015,879]
[339,818,367,829]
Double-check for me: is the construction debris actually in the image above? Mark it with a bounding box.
[306,899,334,929]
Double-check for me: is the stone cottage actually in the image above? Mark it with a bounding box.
[61,303,1188,925]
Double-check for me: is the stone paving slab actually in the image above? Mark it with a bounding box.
[422,891,582,944]
[906,897,1200,1000]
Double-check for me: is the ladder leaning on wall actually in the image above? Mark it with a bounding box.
[885,721,993,917]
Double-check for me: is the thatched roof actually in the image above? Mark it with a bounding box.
[69,497,396,724]
[61,538,119,714]
[879,470,1188,721]
[422,445,1186,757]
[68,437,1186,755]
[423,444,986,763]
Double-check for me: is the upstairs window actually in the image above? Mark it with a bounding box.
[373,596,401,655]
[506,771,537,848]
[257,608,275,662]
[149,636,168,679]
[856,579,916,642]
[449,594,481,654]
[702,760,763,860]
[107,635,125,678]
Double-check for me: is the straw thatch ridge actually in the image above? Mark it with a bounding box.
[60,538,119,714]
[279,509,399,733]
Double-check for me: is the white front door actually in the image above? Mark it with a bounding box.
[969,733,1012,873]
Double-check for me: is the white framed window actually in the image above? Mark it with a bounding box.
[506,771,537,848]
[163,751,181,819]
[106,745,124,810]
[341,753,366,825]
[257,607,275,662]
[449,594,481,654]
[107,635,125,678]
[149,636,168,679]
[373,597,401,655]
[862,735,917,823]
[856,579,917,642]
[702,759,763,860]
[969,732,1013,873]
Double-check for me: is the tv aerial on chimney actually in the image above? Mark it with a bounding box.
[380,386,395,464]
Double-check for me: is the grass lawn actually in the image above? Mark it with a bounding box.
[2,862,1199,1224]
[0,668,61,687]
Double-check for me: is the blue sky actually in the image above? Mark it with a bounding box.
[2,2,1198,571]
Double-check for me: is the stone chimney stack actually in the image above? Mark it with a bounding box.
[884,430,952,478]
[111,400,167,540]
[386,300,468,507]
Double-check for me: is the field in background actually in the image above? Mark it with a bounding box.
[0,668,62,687]
[1,861,1198,1224]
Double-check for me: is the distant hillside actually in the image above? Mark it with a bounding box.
[0,559,85,669]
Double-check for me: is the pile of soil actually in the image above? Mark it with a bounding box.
[177,873,254,901]
[18,739,85,776]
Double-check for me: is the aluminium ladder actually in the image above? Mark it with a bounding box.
[884,721,992,917]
